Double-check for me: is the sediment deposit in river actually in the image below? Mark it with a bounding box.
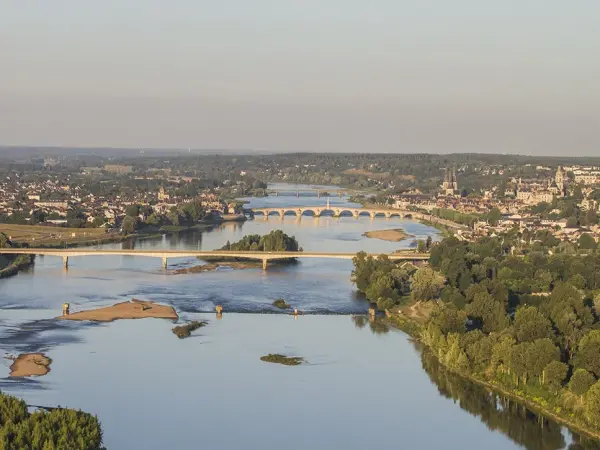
[9,353,52,377]
[58,299,178,322]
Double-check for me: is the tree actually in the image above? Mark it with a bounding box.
[465,291,508,333]
[569,369,596,398]
[417,240,427,253]
[125,204,140,217]
[573,330,600,377]
[527,339,559,384]
[430,303,467,334]
[584,381,600,428]
[410,267,445,301]
[0,232,10,249]
[486,207,502,226]
[121,215,138,235]
[579,233,597,250]
[543,360,568,391]
[513,306,554,343]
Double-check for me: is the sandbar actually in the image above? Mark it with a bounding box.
[362,228,413,242]
[173,261,262,274]
[9,353,52,377]
[57,299,178,322]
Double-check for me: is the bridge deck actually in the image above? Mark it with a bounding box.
[0,248,429,260]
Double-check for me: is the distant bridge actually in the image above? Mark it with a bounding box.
[251,206,424,220]
[0,248,429,270]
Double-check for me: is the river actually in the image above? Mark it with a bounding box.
[0,184,596,449]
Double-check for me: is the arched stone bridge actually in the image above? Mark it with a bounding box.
[251,206,425,219]
[0,248,429,271]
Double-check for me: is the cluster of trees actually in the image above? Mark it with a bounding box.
[430,208,479,227]
[0,392,104,449]
[421,235,600,431]
[351,252,445,310]
[221,230,300,252]
[121,200,208,234]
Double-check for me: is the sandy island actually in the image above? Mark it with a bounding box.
[173,261,262,274]
[57,299,178,322]
[362,228,413,242]
[9,353,52,377]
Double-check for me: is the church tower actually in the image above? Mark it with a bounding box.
[555,166,566,196]
[441,167,459,196]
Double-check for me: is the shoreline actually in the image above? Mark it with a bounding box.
[384,313,600,442]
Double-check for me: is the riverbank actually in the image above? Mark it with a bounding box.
[384,309,600,442]
[362,228,413,242]
[58,299,178,322]
[9,353,52,377]
[0,254,33,279]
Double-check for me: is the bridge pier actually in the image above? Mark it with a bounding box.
[62,256,69,269]
[162,257,168,269]
[262,258,268,271]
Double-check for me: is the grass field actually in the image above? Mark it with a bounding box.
[0,224,107,245]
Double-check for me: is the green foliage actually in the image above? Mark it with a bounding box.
[569,369,596,397]
[222,230,299,252]
[410,267,445,301]
[0,232,10,249]
[543,360,568,391]
[579,233,597,250]
[172,321,208,339]
[260,354,304,366]
[272,299,290,309]
[417,233,600,431]
[584,381,600,428]
[430,303,467,334]
[573,330,600,377]
[121,215,138,235]
[513,306,554,343]
[351,252,413,310]
[0,392,104,449]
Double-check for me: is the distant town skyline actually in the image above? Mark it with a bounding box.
[1,1,599,156]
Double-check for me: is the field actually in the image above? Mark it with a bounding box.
[0,224,107,245]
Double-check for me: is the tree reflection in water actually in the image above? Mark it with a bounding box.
[351,315,389,335]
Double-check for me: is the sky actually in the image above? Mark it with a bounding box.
[1,1,599,155]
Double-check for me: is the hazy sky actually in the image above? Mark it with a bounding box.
[1,1,599,155]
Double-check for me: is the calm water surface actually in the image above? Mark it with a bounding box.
[0,186,595,449]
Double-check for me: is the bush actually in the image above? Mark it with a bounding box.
[172,321,208,339]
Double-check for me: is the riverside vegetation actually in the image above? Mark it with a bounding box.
[260,354,304,366]
[352,232,600,438]
[0,232,34,279]
[172,321,208,339]
[0,392,104,449]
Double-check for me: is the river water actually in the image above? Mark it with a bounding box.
[0,184,595,449]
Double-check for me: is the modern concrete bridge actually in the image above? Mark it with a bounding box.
[251,206,424,219]
[0,248,429,270]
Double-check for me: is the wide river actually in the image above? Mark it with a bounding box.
[0,184,595,449]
